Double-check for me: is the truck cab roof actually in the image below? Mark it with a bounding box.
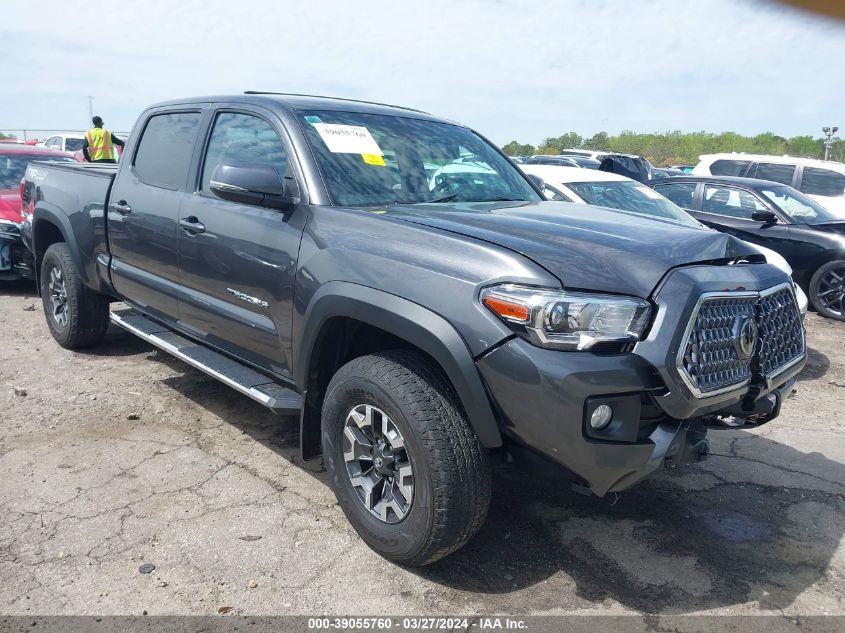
[147,92,453,125]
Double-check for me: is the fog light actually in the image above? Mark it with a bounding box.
[590,404,613,430]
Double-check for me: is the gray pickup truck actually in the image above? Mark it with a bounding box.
[21,93,806,565]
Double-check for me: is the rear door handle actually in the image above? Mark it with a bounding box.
[179,217,206,234]
[111,200,132,215]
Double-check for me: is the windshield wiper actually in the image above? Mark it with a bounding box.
[387,193,459,206]
[423,193,460,203]
[390,193,525,205]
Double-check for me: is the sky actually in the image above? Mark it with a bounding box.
[1,0,844,145]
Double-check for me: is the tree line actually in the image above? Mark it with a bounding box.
[502,131,844,166]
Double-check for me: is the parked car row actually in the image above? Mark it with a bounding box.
[649,174,845,320]
[511,150,845,220]
[515,154,841,321]
[522,154,601,169]
[693,153,845,218]
[519,163,809,317]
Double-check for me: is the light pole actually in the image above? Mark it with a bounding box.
[822,126,838,161]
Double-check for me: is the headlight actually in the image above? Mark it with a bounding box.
[793,282,808,319]
[480,284,652,351]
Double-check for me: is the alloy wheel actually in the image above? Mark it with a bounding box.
[815,264,845,317]
[48,266,68,327]
[343,404,414,524]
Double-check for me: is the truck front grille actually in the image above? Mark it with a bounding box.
[680,284,804,396]
[758,286,805,377]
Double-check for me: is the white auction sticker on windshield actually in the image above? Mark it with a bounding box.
[313,123,383,156]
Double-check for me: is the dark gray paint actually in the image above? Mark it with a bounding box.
[21,163,117,293]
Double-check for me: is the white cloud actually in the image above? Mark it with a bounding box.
[1,0,843,143]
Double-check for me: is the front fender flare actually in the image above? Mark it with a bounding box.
[295,282,503,448]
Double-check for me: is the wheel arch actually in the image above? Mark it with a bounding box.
[295,282,503,458]
[800,249,845,290]
[31,204,84,291]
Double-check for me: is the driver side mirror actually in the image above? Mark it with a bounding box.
[751,210,778,223]
[526,173,545,192]
[210,163,299,211]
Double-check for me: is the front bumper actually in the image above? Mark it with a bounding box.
[0,220,34,281]
[476,263,806,497]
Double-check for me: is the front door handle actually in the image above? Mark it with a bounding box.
[111,200,132,215]
[179,217,206,234]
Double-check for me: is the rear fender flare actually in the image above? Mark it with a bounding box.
[31,204,85,287]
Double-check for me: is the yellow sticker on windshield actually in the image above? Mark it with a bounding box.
[362,153,386,166]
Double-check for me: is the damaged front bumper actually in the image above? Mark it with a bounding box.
[476,263,806,497]
[0,220,34,281]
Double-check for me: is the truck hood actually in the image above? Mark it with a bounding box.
[374,200,761,297]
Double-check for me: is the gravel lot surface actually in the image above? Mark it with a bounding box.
[1,280,843,619]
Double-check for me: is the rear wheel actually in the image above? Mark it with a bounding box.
[40,243,109,348]
[322,350,491,566]
[809,259,845,321]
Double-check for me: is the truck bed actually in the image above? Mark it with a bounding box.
[32,160,120,176]
[23,160,119,293]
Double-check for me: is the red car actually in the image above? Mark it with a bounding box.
[0,144,74,280]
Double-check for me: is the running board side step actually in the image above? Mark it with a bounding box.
[109,309,302,415]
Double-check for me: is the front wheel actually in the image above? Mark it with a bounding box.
[322,350,491,566]
[40,242,109,348]
[809,259,845,321]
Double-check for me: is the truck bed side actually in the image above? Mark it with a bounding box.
[24,161,119,295]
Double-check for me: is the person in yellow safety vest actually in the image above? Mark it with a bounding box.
[82,116,125,163]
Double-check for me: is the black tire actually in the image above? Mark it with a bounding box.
[808,259,845,321]
[40,242,109,348]
[322,350,491,566]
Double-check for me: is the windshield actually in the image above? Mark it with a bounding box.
[299,110,540,206]
[0,154,74,189]
[565,180,701,227]
[759,185,839,224]
[65,138,85,151]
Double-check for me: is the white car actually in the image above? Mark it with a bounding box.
[39,133,87,153]
[693,153,845,218]
[520,164,809,316]
[558,148,609,161]
[428,159,502,192]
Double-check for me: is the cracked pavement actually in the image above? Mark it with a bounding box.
[1,281,843,617]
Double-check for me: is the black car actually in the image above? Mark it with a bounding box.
[648,175,845,320]
[598,154,654,182]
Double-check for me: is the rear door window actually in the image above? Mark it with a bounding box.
[751,162,795,186]
[709,159,750,176]
[133,112,202,189]
[799,167,845,197]
[652,182,697,209]
[702,184,767,219]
